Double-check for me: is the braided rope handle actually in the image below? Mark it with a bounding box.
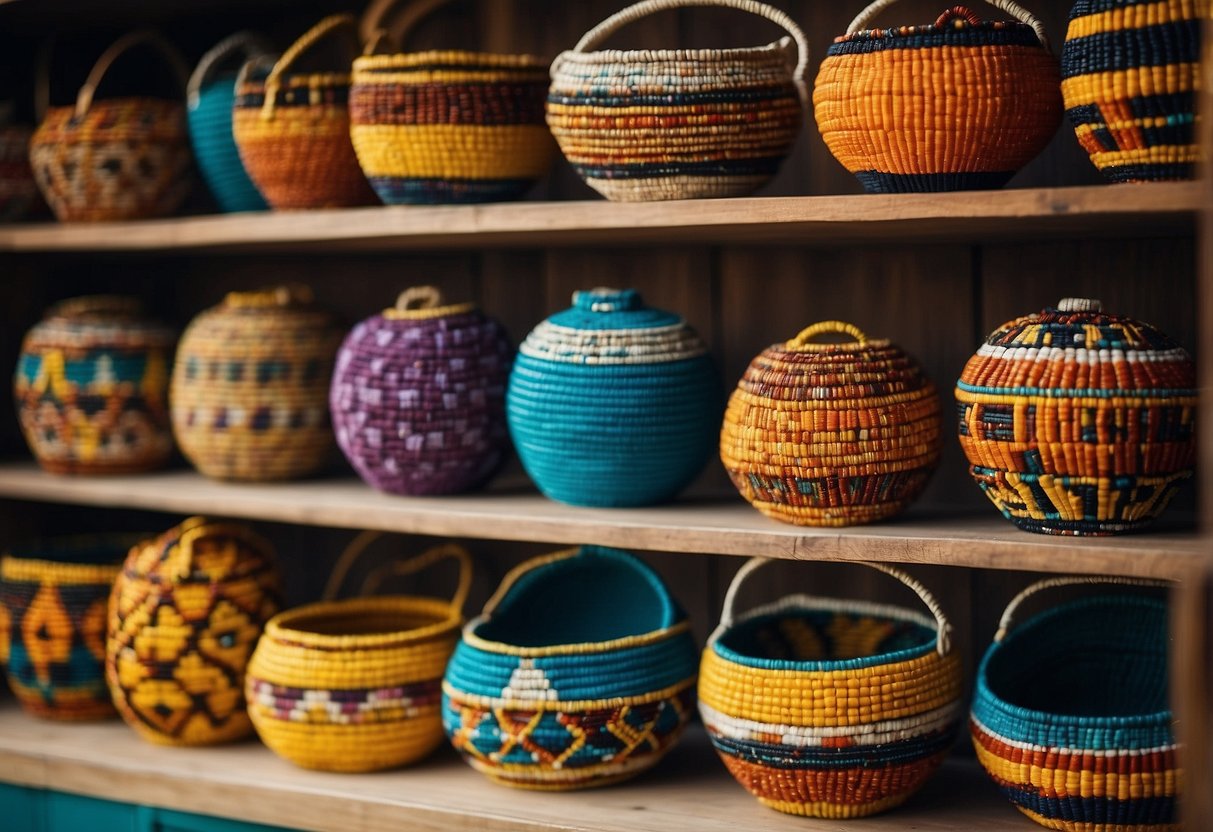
[359,0,451,55]
[75,30,190,118]
[323,531,473,611]
[188,31,273,106]
[847,0,1050,51]
[261,14,357,121]
[721,557,953,656]
[995,575,1172,643]
[397,285,444,310]
[786,320,868,350]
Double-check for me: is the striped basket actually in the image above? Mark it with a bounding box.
[247,536,471,772]
[955,297,1197,535]
[106,517,281,746]
[814,1,1062,193]
[506,287,720,507]
[443,545,698,790]
[0,121,39,221]
[232,15,378,210]
[15,295,175,475]
[187,32,271,213]
[700,558,963,818]
[330,286,514,496]
[1061,0,1206,182]
[547,0,809,201]
[971,577,1177,831]
[29,30,193,222]
[721,321,942,526]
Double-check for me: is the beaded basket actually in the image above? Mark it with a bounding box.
[1062,0,1206,182]
[700,558,963,818]
[548,0,808,202]
[971,577,1177,831]
[814,1,1061,193]
[171,285,342,482]
[331,286,513,496]
[506,287,720,507]
[0,535,143,720]
[955,297,1197,535]
[106,517,281,746]
[247,537,470,772]
[0,122,39,221]
[721,321,942,526]
[443,546,698,790]
[15,295,175,475]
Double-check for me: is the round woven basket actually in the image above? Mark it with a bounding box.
[971,577,1177,831]
[443,545,698,790]
[700,558,963,818]
[814,1,1061,193]
[721,321,941,526]
[548,0,809,202]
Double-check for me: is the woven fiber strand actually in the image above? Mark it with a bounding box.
[814,4,1061,193]
[0,535,142,721]
[0,124,40,221]
[171,286,342,482]
[1061,0,1207,182]
[506,287,720,507]
[331,286,513,496]
[721,320,941,527]
[954,297,1197,536]
[700,558,963,818]
[106,517,281,746]
[443,546,699,790]
[15,296,175,475]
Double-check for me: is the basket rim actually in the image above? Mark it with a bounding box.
[553,37,794,67]
[2,532,147,577]
[832,17,1041,45]
[353,49,548,70]
[265,594,462,648]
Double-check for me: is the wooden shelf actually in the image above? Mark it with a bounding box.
[0,183,1199,253]
[0,463,1203,579]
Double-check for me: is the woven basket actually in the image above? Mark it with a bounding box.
[0,535,144,721]
[548,0,809,202]
[247,536,471,772]
[187,32,271,213]
[232,14,378,210]
[814,1,1061,193]
[971,577,1177,831]
[955,297,1197,536]
[331,286,513,496]
[506,287,720,507]
[0,121,39,221]
[1061,0,1206,182]
[700,558,963,818]
[171,285,342,482]
[15,295,175,475]
[106,517,281,746]
[721,321,942,526]
[350,0,554,204]
[29,30,192,222]
[443,545,698,789]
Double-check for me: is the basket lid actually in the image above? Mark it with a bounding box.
[122,516,280,589]
[829,5,1048,54]
[25,295,175,347]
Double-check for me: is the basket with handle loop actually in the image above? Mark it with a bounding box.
[547,0,809,202]
[699,557,963,818]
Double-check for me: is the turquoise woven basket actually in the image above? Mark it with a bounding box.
[506,288,721,507]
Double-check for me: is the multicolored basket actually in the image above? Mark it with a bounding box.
[232,14,378,210]
[171,285,342,482]
[14,295,175,475]
[0,535,142,720]
[443,545,698,790]
[106,517,281,746]
[330,286,513,496]
[721,321,942,526]
[187,32,271,213]
[971,576,1177,831]
[506,287,720,507]
[547,0,808,201]
[247,536,471,772]
[0,119,39,221]
[955,297,1197,535]
[814,1,1062,193]
[29,30,192,222]
[1061,0,1206,182]
[700,558,963,818]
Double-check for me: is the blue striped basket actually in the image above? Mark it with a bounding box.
[506,288,721,507]
[442,545,699,790]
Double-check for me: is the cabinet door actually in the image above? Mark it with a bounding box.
[0,783,43,832]
[46,792,139,832]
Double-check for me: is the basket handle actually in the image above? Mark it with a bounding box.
[75,30,190,118]
[359,0,451,55]
[785,320,868,350]
[188,31,273,107]
[33,36,56,122]
[261,14,357,121]
[995,575,1172,643]
[323,532,473,611]
[480,547,579,617]
[721,557,953,656]
[846,1,1050,51]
